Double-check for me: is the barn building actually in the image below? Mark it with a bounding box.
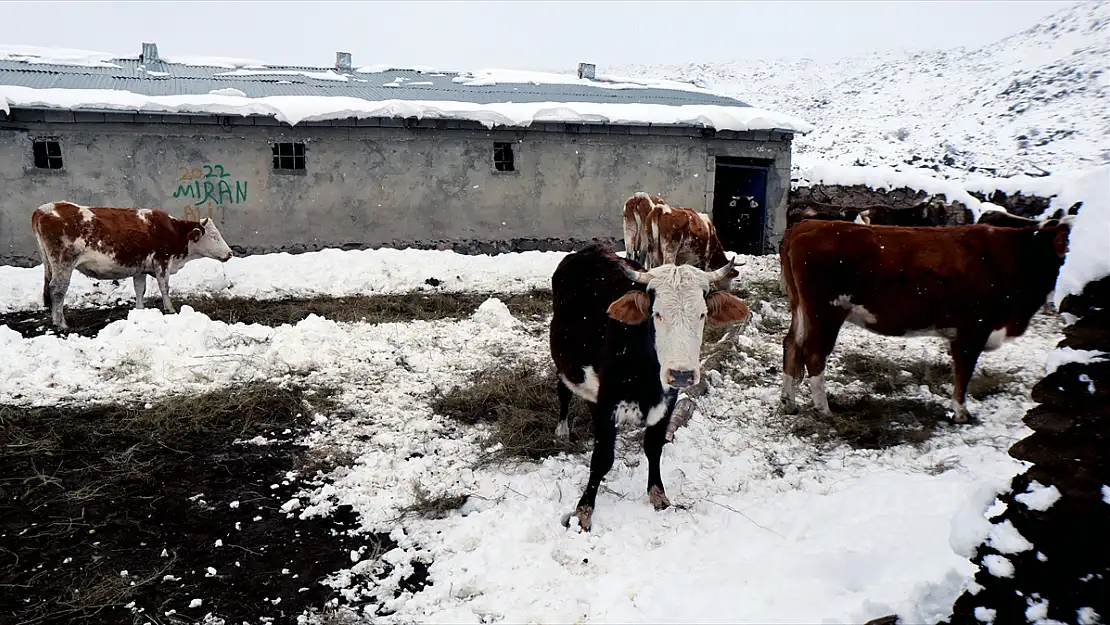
[0,44,811,267]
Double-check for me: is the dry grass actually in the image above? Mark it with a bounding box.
[790,396,951,449]
[431,364,592,461]
[399,482,470,520]
[835,351,1017,399]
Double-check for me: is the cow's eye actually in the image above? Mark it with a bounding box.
[699,312,707,320]
[654,312,663,321]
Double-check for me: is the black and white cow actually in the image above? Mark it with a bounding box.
[549,243,750,531]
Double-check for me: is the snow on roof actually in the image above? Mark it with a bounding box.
[1053,166,1110,308]
[0,44,123,68]
[0,44,813,133]
[0,85,812,132]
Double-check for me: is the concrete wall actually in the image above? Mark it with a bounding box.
[0,117,792,266]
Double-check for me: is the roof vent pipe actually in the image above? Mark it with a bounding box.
[141,42,160,63]
[577,62,596,80]
[336,51,352,72]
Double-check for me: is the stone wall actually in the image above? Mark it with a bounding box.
[938,275,1110,625]
[789,184,975,226]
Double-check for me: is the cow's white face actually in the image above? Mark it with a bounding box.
[188,217,234,262]
[608,260,750,390]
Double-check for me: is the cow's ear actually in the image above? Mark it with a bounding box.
[188,227,204,243]
[706,291,750,325]
[1053,227,1070,258]
[607,290,650,325]
[200,217,211,228]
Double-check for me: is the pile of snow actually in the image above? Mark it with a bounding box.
[614,0,1110,177]
[0,247,570,314]
[1053,166,1110,307]
[213,68,350,82]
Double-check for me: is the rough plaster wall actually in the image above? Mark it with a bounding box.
[0,123,790,266]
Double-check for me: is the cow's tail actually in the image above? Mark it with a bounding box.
[31,211,53,310]
[779,230,796,310]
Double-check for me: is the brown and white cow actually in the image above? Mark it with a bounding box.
[622,192,738,288]
[779,218,1071,423]
[31,201,234,331]
[622,192,667,267]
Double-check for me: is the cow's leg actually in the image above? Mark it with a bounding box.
[132,274,147,310]
[555,377,573,440]
[574,408,617,532]
[644,414,672,511]
[803,315,845,416]
[948,331,989,424]
[154,265,176,313]
[47,261,75,331]
[781,311,807,414]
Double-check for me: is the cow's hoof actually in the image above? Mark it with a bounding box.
[575,505,594,532]
[555,421,570,440]
[781,400,798,415]
[949,409,972,424]
[649,486,670,511]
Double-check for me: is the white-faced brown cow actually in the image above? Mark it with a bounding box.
[31,201,234,331]
[622,192,738,289]
[779,218,1071,423]
[550,243,749,531]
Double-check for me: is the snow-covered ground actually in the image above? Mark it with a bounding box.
[614,0,1110,179]
[0,246,1066,624]
[3,1,1108,622]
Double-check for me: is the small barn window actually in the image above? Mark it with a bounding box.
[272,142,306,171]
[32,140,63,170]
[493,142,515,172]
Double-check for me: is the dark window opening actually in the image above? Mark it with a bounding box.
[33,140,63,170]
[272,142,306,171]
[493,142,515,172]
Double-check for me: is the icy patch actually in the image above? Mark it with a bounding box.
[1015,481,1062,512]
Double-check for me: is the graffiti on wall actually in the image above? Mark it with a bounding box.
[171,164,248,221]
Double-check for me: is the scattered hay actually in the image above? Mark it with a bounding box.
[835,351,1017,399]
[400,482,470,520]
[790,395,951,449]
[0,290,554,339]
[735,277,783,304]
[431,364,592,461]
[0,381,407,625]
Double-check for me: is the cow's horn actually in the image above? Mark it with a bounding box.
[707,256,739,283]
[620,262,653,285]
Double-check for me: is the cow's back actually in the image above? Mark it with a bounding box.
[34,202,183,270]
[784,220,1064,335]
[550,243,646,377]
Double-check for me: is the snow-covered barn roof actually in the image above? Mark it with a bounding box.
[0,44,813,134]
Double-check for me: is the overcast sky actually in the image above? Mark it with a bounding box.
[4,1,1072,71]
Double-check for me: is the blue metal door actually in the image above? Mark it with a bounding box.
[712,159,769,254]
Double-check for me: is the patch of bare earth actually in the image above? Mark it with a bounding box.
[0,383,427,624]
[0,290,553,339]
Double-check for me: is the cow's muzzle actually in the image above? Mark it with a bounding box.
[667,369,696,388]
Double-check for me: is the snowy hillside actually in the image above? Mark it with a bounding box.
[614,0,1110,179]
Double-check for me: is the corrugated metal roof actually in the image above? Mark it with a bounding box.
[0,57,750,108]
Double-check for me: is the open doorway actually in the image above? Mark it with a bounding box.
[712,157,771,254]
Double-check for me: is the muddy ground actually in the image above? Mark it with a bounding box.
[0,383,426,625]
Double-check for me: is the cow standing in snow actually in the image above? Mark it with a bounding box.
[31,201,234,331]
[779,218,1071,423]
[550,243,750,531]
[622,192,737,290]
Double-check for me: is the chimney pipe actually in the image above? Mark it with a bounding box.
[577,62,596,80]
[336,51,352,72]
[141,42,160,64]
